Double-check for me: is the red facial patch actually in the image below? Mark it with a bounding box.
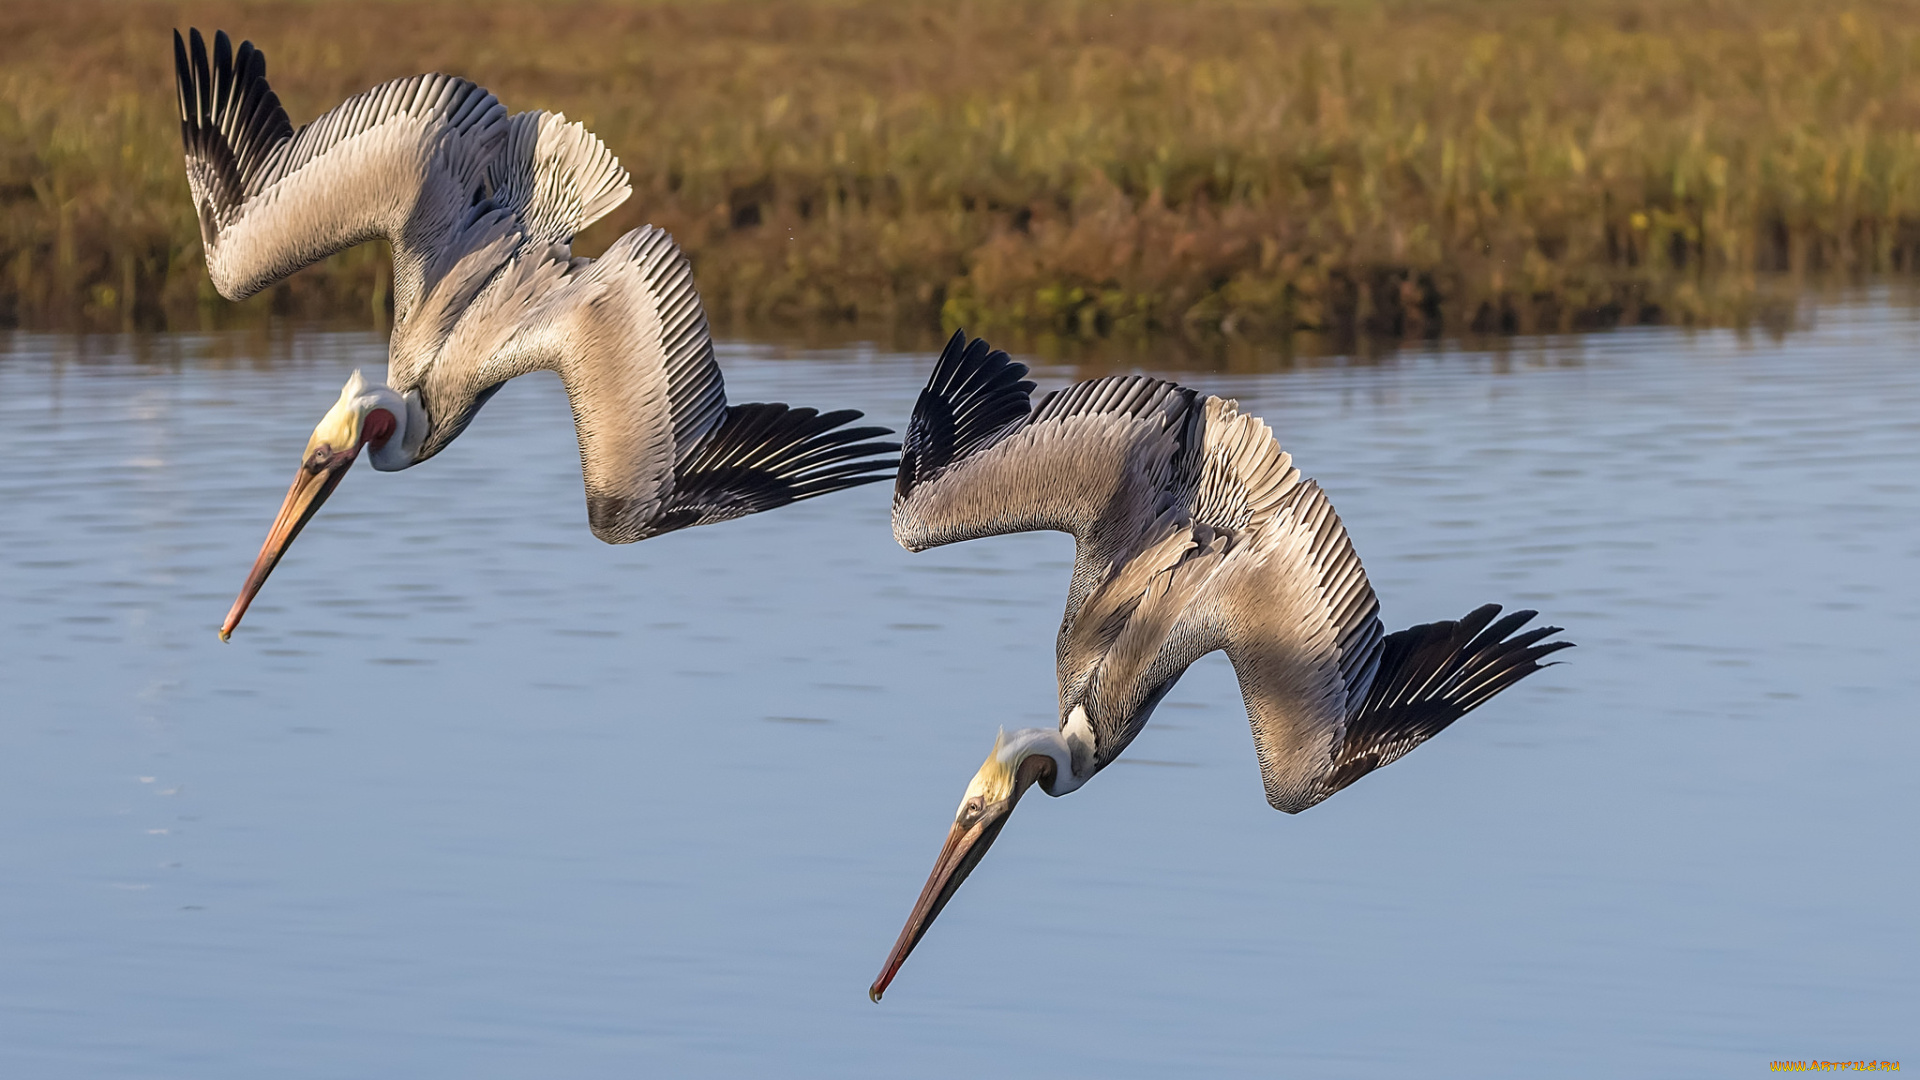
[362,408,398,449]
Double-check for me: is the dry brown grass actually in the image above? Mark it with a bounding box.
[6,0,1920,341]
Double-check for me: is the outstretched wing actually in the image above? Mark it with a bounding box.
[174,28,506,316]
[638,402,899,540]
[894,331,1204,621]
[443,223,893,543]
[1202,474,1386,812]
[1189,412,1570,811]
[1317,605,1572,799]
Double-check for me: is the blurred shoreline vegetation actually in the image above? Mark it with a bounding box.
[4,0,1920,345]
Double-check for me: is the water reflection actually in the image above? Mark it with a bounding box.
[1,300,1914,1078]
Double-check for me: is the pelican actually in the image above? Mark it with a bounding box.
[174,29,898,639]
[868,333,1572,1000]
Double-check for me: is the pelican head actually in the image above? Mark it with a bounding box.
[219,370,420,641]
[869,727,1071,1002]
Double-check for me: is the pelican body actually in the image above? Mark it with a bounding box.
[175,30,898,639]
[870,333,1572,1000]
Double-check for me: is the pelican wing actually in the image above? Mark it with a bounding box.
[485,110,632,248]
[1186,407,1570,810]
[640,401,900,537]
[442,223,894,543]
[174,28,506,315]
[894,332,1202,578]
[1202,474,1386,812]
[1316,605,1572,799]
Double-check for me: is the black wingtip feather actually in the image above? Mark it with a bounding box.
[1322,604,1572,798]
[634,403,901,538]
[212,31,233,114]
[897,330,1034,500]
[175,27,292,230]
[172,30,190,123]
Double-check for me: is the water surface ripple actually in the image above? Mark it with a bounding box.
[1,307,1914,1077]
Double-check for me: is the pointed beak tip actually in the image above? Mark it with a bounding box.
[868,986,884,1004]
[223,446,359,644]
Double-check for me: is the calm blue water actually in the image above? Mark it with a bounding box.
[0,303,1914,1078]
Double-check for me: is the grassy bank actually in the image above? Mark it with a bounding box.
[6,0,1920,341]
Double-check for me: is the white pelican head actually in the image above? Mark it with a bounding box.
[869,726,1075,1002]
[219,370,420,640]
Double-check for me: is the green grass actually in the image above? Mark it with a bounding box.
[6,0,1920,342]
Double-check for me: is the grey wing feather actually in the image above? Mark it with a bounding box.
[1188,400,1572,810]
[616,225,727,459]
[1207,476,1386,813]
[485,110,632,247]
[893,332,1201,581]
[174,28,507,316]
[446,223,724,542]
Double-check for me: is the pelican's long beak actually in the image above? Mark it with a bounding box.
[219,443,359,641]
[869,798,1017,1002]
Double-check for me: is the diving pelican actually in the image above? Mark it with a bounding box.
[869,333,1572,1000]
[174,29,898,639]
